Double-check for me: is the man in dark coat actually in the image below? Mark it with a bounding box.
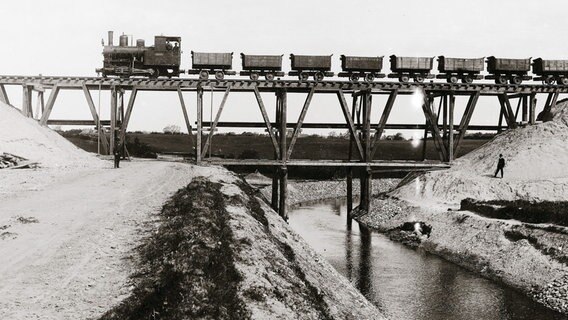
[494,154,505,178]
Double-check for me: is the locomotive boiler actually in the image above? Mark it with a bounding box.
[97,31,182,78]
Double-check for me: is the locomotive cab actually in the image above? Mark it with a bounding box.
[144,36,182,77]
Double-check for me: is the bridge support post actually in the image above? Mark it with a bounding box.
[360,90,372,212]
[110,86,117,155]
[277,89,288,221]
[196,87,203,164]
[448,93,455,162]
[346,168,353,228]
[346,93,358,228]
[530,93,536,125]
[279,166,288,221]
[22,85,33,118]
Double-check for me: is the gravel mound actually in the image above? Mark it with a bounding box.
[0,101,102,168]
[392,99,568,204]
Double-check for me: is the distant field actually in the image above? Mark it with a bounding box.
[61,131,489,161]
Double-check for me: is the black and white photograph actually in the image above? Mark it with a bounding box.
[1,0,567,319]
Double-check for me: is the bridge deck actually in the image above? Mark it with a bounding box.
[2,75,568,94]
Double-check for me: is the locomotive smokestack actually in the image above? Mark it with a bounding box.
[108,31,113,46]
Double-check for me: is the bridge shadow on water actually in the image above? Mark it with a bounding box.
[288,197,565,320]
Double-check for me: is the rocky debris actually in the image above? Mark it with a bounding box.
[261,178,401,206]
[243,171,272,187]
[386,221,432,247]
[358,196,408,230]
[532,275,568,314]
[15,216,39,224]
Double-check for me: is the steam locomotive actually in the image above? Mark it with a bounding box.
[97,31,568,85]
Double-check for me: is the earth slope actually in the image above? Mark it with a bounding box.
[0,101,101,168]
[392,100,568,204]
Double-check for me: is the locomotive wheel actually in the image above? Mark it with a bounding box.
[365,73,375,83]
[150,69,160,79]
[462,75,474,84]
[495,75,507,85]
[265,73,275,81]
[414,75,425,83]
[250,72,259,81]
[314,72,324,82]
[561,77,568,86]
[349,73,360,82]
[399,75,410,83]
[510,76,522,85]
[215,71,225,80]
[543,76,554,85]
[447,76,458,84]
[199,70,209,80]
[299,72,309,82]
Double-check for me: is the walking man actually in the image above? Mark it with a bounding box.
[494,154,505,178]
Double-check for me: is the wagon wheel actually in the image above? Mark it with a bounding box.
[314,72,325,82]
[199,70,209,80]
[414,75,425,83]
[495,75,507,85]
[265,73,275,81]
[399,75,410,83]
[510,76,522,85]
[543,76,554,85]
[349,73,360,82]
[447,76,458,84]
[214,71,225,81]
[561,77,568,86]
[462,75,474,84]
[250,72,260,81]
[150,69,160,79]
[364,73,375,83]
[299,72,309,82]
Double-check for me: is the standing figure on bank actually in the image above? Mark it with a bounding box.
[494,154,505,178]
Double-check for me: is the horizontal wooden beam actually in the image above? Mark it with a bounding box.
[200,121,506,131]
[47,119,111,126]
[206,159,451,168]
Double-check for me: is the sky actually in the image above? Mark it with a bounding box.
[0,0,566,138]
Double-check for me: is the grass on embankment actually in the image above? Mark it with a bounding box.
[98,178,249,320]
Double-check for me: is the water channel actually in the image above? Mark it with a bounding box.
[288,198,564,320]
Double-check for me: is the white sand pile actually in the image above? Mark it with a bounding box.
[392,99,568,204]
[0,101,102,168]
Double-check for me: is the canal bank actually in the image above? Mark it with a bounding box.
[358,196,568,316]
[288,197,565,319]
[271,178,567,316]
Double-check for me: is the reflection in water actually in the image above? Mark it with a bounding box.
[289,198,565,320]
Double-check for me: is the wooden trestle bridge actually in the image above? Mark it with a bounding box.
[0,75,565,222]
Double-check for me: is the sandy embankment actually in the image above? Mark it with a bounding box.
[100,166,385,319]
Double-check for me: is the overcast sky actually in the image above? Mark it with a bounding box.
[1,0,566,138]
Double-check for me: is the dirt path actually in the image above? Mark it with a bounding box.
[0,160,197,320]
